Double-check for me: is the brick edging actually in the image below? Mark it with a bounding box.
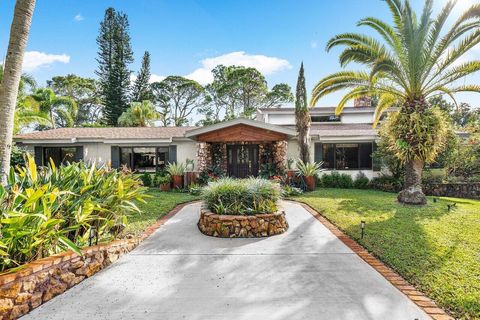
[292,201,453,320]
[0,200,199,319]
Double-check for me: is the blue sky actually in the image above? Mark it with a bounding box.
[0,0,479,107]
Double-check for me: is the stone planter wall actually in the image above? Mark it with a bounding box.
[423,182,480,200]
[198,207,288,238]
[0,239,139,319]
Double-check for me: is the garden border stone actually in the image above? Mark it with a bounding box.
[0,201,199,320]
[197,205,288,238]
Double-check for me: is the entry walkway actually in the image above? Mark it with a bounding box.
[24,201,429,320]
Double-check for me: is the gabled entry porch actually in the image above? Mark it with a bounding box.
[185,118,297,178]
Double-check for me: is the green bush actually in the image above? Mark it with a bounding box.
[202,178,282,215]
[153,172,170,186]
[139,172,152,186]
[283,185,303,196]
[320,171,353,188]
[369,175,403,192]
[353,172,370,189]
[0,156,147,271]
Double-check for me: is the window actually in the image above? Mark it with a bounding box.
[44,147,78,166]
[120,147,169,172]
[317,143,373,170]
[311,115,341,123]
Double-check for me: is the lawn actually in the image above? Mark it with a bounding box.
[121,189,200,238]
[291,188,480,319]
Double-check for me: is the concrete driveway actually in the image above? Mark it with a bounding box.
[23,201,429,320]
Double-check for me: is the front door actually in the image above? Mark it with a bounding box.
[227,144,259,178]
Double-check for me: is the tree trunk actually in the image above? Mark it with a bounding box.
[296,110,311,163]
[0,0,36,185]
[397,158,426,205]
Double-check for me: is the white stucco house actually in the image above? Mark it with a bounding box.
[14,102,383,179]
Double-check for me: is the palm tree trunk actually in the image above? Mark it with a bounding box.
[0,0,36,185]
[397,158,426,205]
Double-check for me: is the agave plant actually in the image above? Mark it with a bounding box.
[166,162,185,176]
[310,0,480,204]
[295,159,323,177]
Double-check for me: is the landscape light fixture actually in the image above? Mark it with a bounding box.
[89,227,97,246]
[360,221,366,239]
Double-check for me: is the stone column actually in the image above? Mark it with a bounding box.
[273,140,287,172]
[196,142,209,172]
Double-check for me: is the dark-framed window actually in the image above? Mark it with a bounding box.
[317,143,373,170]
[120,147,169,172]
[43,147,79,166]
[311,115,341,123]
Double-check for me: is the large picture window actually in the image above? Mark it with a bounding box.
[318,143,373,170]
[120,147,169,172]
[43,147,78,166]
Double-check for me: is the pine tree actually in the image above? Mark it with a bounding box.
[96,8,133,126]
[132,51,153,102]
[295,62,311,163]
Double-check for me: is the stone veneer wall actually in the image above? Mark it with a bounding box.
[198,206,288,238]
[0,239,139,319]
[423,182,480,200]
[0,201,195,320]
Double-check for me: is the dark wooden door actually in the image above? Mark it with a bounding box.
[227,144,259,178]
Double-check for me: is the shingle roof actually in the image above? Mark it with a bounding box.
[15,127,197,141]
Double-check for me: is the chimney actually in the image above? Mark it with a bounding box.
[354,96,372,108]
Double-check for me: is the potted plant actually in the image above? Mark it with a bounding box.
[155,174,171,191]
[286,158,296,183]
[167,162,185,189]
[296,159,323,191]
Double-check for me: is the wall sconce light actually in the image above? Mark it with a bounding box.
[361,220,366,239]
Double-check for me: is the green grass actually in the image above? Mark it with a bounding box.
[291,188,480,319]
[121,188,200,237]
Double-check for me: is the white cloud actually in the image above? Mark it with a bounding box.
[22,51,70,72]
[185,51,292,85]
[150,74,165,83]
[130,73,166,84]
[310,41,318,49]
[74,14,84,22]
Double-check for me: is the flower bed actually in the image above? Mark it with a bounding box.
[198,178,288,237]
[198,206,288,237]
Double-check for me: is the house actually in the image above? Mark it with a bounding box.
[14,100,382,179]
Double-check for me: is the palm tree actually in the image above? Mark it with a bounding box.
[295,63,311,163]
[118,100,160,127]
[310,0,480,204]
[0,0,36,185]
[0,65,49,133]
[27,88,77,128]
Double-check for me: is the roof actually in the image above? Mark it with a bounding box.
[185,118,297,139]
[15,127,197,142]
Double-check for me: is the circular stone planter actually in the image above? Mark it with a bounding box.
[198,206,288,238]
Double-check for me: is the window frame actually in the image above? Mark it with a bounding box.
[320,142,373,170]
[119,146,170,173]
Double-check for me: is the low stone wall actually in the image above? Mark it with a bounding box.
[424,182,480,200]
[198,207,288,238]
[0,201,196,320]
[0,239,139,319]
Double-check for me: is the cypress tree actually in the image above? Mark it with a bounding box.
[96,8,133,126]
[295,62,311,163]
[132,51,153,102]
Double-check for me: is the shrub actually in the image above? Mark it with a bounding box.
[283,185,303,196]
[0,156,147,271]
[353,172,370,189]
[369,175,403,193]
[166,162,185,176]
[320,171,353,188]
[202,178,282,215]
[153,173,171,186]
[188,183,202,196]
[198,165,223,185]
[139,172,152,186]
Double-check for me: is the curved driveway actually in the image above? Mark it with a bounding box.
[23,201,429,320]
